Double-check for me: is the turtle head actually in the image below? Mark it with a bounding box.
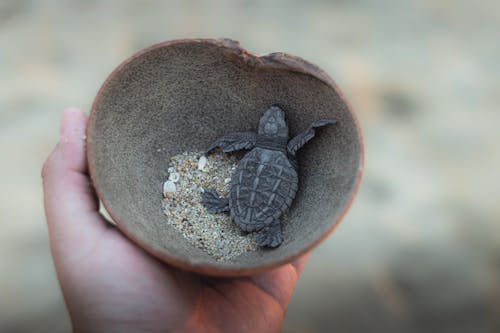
[258,105,288,138]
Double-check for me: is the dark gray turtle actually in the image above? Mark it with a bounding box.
[202,105,336,248]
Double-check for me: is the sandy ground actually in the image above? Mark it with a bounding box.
[1,0,499,332]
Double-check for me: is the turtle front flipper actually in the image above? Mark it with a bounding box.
[206,131,257,154]
[202,189,229,213]
[255,219,283,248]
[287,119,336,156]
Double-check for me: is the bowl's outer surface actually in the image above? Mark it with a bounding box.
[87,38,364,276]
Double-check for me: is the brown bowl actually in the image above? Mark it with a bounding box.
[87,38,364,276]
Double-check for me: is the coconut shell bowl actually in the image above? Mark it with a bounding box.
[87,38,364,276]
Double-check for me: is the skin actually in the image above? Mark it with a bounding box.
[42,108,309,333]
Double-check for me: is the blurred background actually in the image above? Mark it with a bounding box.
[1,0,499,332]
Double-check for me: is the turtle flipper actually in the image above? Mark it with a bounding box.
[206,131,257,154]
[255,219,283,248]
[202,189,229,214]
[287,119,336,156]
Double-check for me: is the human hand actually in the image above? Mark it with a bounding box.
[42,108,309,333]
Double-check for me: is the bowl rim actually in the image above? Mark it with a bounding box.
[87,38,365,276]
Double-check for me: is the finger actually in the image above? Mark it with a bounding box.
[42,108,108,252]
[249,252,310,311]
[291,251,310,276]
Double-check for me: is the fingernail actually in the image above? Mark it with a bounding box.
[60,107,85,143]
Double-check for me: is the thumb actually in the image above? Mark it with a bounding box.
[42,108,108,256]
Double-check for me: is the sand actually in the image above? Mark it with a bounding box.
[162,151,258,261]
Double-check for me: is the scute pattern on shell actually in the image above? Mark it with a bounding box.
[229,148,298,232]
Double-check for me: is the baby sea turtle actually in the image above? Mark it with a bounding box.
[202,105,336,248]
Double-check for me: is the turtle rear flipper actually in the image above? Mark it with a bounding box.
[202,189,229,213]
[255,219,283,248]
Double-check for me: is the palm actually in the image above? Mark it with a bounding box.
[60,214,303,332]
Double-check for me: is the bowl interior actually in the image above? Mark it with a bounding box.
[88,39,363,275]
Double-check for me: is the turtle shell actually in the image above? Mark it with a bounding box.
[229,147,299,232]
